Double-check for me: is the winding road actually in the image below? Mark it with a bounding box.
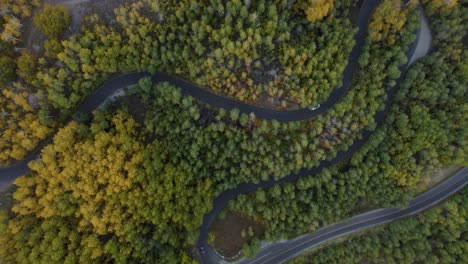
[198,2,434,263]
[0,1,463,264]
[230,168,468,264]
[0,0,386,183]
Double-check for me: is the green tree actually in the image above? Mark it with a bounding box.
[33,5,71,39]
[0,55,16,85]
[16,50,37,83]
[44,39,63,58]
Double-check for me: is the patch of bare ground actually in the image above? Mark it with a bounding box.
[417,165,462,192]
[209,211,265,258]
[22,0,136,52]
[255,91,300,110]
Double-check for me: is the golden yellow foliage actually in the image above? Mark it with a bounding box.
[15,113,144,235]
[0,83,53,165]
[3,110,212,262]
[295,0,334,23]
[369,0,416,45]
[0,0,42,43]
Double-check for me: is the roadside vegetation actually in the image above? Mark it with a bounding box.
[0,0,359,167]
[289,187,467,263]
[152,0,355,109]
[220,0,466,255]
[0,0,465,263]
[0,0,411,189]
[0,112,211,263]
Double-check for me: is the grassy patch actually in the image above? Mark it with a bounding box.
[209,211,265,258]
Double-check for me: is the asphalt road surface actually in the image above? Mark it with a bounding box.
[0,2,456,264]
[234,168,467,264]
[197,1,431,263]
[0,0,400,182]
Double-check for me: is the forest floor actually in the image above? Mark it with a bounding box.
[22,0,134,52]
[210,212,265,258]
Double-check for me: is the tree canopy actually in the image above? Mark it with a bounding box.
[33,4,71,39]
[290,188,467,264]
[0,112,210,263]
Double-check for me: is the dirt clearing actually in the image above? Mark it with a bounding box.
[23,0,135,51]
[209,211,265,258]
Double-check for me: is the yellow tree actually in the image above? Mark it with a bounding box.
[369,0,416,45]
[0,0,42,43]
[3,111,210,263]
[295,0,335,23]
[0,83,53,165]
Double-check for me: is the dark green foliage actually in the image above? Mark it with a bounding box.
[226,0,466,243]
[0,1,465,263]
[290,188,467,264]
[72,111,90,123]
[157,0,355,108]
[0,112,204,263]
[0,55,16,85]
[136,4,416,195]
[243,238,261,258]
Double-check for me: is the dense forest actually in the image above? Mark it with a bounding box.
[0,0,357,166]
[289,187,467,264]
[0,0,416,188]
[152,0,356,108]
[131,0,418,191]
[225,0,466,250]
[0,112,210,263]
[0,0,466,263]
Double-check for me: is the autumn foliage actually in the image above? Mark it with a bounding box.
[0,112,210,263]
[33,4,71,39]
[0,82,52,164]
[0,0,42,43]
[421,0,458,15]
[369,0,417,45]
[295,0,335,23]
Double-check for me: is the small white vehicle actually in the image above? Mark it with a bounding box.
[312,104,321,110]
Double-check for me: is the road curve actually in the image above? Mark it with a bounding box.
[0,72,151,186]
[0,2,451,264]
[197,1,428,263]
[0,0,391,182]
[236,168,468,264]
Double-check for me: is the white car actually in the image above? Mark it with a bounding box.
[312,104,321,110]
